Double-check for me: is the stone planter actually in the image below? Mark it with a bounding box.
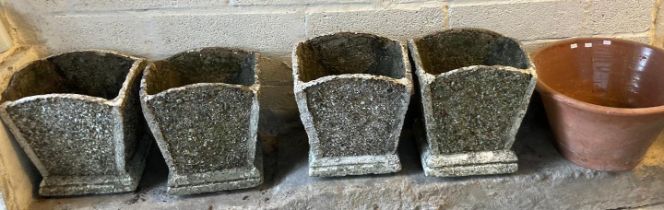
[140,48,262,195]
[293,32,413,177]
[0,51,149,196]
[408,28,537,177]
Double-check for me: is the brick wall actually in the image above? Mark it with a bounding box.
[4,0,661,59]
[0,1,662,209]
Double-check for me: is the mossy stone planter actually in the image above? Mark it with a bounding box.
[0,51,149,196]
[293,32,413,177]
[409,29,537,177]
[140,48,262,195]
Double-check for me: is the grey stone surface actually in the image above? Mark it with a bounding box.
[409,28,537,177]
[292,32,413,177]
[25,107,664,209]
[140,47,262,195]
[0,50,149,196]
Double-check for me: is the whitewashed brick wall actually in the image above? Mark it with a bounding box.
[3,0,659,60]
[0,1,661,208]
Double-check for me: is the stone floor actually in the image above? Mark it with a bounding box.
[28,103,664,210]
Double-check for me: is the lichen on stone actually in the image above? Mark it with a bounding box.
[429,67,532,153]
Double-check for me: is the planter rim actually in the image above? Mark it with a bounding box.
[141,82,259,100]
[407,28,536,77]
[533,37,664,116]
[293,73,411,93]
[0,49,145,106]
[411,27,508,41]
[141,47,260,97]
[426,65,535,81]
[292,32,412,88]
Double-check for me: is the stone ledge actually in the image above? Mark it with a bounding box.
[27,101,664,209]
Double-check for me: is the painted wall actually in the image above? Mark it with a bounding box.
[0,0,663,209]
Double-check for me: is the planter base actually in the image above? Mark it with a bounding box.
[167,149,263,196]
[167,167,262,195]
[420,147,518,177]
[309,154,401,177]
[39,134,151,196]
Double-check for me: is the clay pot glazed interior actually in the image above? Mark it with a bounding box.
[534,38,664,171]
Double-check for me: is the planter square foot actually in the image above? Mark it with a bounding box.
[167,166,262,195]
[309,154,400,177]
[39,133,151,196]
[420,148,518,177]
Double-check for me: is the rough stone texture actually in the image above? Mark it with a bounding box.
[448,0,585,41]
[25,108,664,209]
[305,5,446,41]
[0,50,149,196]
[140,47,262,195]
[409,29,537,177]
[293,32,413,177]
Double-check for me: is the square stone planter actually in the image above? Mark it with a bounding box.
[408,28,537,177]
[140,47,262,195]
[0,50,149,196]
[293,32,413,177]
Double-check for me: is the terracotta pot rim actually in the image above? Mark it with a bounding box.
[534,37,664,116]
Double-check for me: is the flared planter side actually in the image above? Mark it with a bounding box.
[0,51,149,196]
[293,32,413,177]
[140,48,261,195]
[408,28,537,177]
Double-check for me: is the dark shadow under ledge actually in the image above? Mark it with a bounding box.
[26,102,664,210]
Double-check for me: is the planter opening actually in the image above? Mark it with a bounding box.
[295,32,405,82]
[415,29,530,75]
[144,48,256,95]
[2,52,134,101]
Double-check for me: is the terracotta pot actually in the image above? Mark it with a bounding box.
[533,38,664,171]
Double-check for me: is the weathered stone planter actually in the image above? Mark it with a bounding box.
[293,32,413,177]
[408,28,537,177]
[140,48,262,195]
[0,51,149,196]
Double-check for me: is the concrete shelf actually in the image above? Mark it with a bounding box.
[28,105,664,209]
